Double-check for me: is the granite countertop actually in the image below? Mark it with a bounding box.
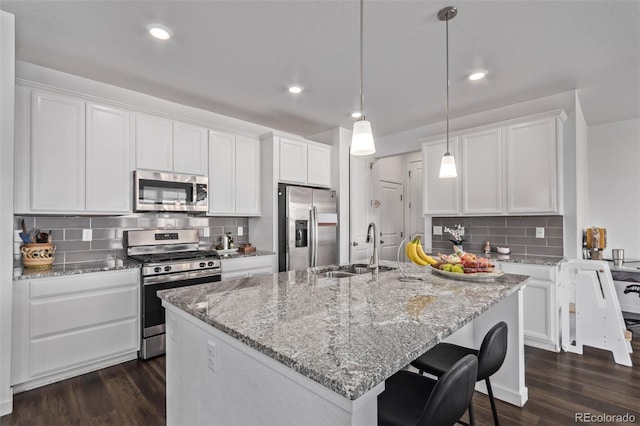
[158,260,529,400]
[483,253,565,266]
[217,249,275,260]
[13,249,275,280]
[13,259,142,280]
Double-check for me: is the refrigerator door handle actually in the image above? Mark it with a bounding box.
[310,206,318,267]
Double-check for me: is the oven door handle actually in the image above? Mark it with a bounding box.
[143,269,221,285]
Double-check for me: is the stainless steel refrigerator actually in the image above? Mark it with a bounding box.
[278,184,338,272]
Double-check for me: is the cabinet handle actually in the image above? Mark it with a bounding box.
[380,240,385,244]
[352,242,359,246]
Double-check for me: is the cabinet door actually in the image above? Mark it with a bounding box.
[135,113,172,171]
[422,138,459,215]
[235,136,260,215]
[86,103,132,213]
[461,128,503,214]
[173,121,208,175]
[209,131,235,214]
[31,91,85,212]
[506,117,557,213]
[14,85,30,213]
[498,262,559,351]
[307,143,331,187]
[522,279,554,344]
[279,138,307,184]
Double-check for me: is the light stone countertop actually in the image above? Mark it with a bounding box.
[158,260,529,400]
[217,249,275,260]
[13,259,142,280]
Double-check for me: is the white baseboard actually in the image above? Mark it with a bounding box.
[475,380,529,407]
[0,394,13,417]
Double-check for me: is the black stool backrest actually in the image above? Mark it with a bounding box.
[477,321,508,380]
[418,354,478,426]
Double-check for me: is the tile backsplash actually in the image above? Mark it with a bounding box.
[431,216,563,257]
[14,213,250,267]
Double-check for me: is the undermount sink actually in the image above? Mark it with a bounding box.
[319,264,396,278]
[324,271,357,278]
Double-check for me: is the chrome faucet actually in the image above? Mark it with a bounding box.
[366,222,379,275]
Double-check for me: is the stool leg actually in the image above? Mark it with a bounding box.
[485,378,500,426]
[468,400,475,426]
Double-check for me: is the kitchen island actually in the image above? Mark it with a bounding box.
[158,262,529,425]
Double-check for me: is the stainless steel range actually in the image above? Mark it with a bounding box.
[125,229,221,359]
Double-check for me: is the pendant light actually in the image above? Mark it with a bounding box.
[351,0,376,156]
[438,6,457,178]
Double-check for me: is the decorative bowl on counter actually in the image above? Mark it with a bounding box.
[21,243,56,269]
[497,247,510,254]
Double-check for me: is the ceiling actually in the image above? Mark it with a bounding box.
[2,0,639,139]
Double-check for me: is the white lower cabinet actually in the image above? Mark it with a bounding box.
[220,255,275,280]
[11,269,140,392]
[497,262,560,351]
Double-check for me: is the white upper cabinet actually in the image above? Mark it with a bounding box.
[422,138,460,215]
[422,111,565,217]
[506,116,559,214]
[136,113,208,175]
[461,128,503,215]
[173,121,208,176]
[234,136,260,215]
[15,88,133,214]
[209,131,260,216]
[279,137,331,188]
[306,143,332,187]
[135,113,172,172]
[279,138,308,184]
[31,91,86,212]
[86,103,133,213]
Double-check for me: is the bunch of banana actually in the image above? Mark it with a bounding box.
[406,237,438,266]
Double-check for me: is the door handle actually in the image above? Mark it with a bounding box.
[352,242,359,246]
[380,240,385,244]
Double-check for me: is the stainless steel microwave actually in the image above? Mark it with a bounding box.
[134,170,208,212]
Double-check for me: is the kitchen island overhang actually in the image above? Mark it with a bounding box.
[159,263,529,425]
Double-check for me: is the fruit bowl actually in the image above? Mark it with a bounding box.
[430,266,504,281]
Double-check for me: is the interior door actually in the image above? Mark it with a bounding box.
[349,156,371,263]
[376,180,404,261]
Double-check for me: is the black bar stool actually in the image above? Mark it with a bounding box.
[410,322,508,426]
[378,354,478,426]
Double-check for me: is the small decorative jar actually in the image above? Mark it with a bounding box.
[20,243,56,269]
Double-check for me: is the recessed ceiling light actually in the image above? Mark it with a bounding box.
[351,112,362,119]
[288,85,303,94]
[147,24,172,40]
[468,70,487,81]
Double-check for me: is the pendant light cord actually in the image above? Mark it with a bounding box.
[445,15,450,155]
[359,0,365,121]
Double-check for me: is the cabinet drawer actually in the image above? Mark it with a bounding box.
[30,286,138,338]
[30,318,138,377]
[29,269,139,299]
[221,256,274,273]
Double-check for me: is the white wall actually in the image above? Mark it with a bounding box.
[588,118,640,259]
[0,10,15,416]
[573,94,589,260]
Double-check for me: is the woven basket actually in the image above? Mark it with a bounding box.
[21,243,56,269]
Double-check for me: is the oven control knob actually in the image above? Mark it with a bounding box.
[208,261,214,267]
[164,266,171,272]
[199,262,206,268]
[154,267,162,273]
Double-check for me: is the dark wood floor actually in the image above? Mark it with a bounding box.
[2,339,639,426]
